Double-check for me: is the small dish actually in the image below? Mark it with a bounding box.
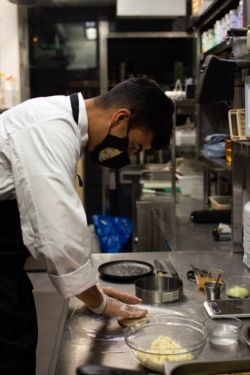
[203,317,242,346]
[225,276,250,298]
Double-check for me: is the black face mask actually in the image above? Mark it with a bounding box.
[90,132,131,169]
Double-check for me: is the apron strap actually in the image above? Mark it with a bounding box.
[70,93,79,125]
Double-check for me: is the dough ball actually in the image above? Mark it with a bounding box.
[117,316,148,327]
[226,286,249,298]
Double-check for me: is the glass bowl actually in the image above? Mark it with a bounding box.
[203,317,242,346]
[225,276,250,298]
[124,316,207,373]
[195,268,224,290]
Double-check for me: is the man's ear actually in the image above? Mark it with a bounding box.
[111,108,131,126]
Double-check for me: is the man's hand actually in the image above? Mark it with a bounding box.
[100,285,143,304]
[76,285,147,318]
[97,285,147,317]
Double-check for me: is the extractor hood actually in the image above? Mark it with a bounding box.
[8,0,39,5]
[116,0,186,17]
[8,0,115,6]
[51,0,115,5]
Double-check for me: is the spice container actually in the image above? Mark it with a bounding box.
[204,281,223,300]
[225,139,232,162]
[195,269,224,290]
[247,25,250,51]
[225,276,250,298]
[203,317,242,346]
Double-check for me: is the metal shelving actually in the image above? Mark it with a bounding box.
[192,0,250,253]
[171,99,197,201]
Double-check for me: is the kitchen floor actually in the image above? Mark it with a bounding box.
[27,270,68,375]
[25,194,232,375]
[24,226,100,375]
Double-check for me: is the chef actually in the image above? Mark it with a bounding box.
[0,77,174,374]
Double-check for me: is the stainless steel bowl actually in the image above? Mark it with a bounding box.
[135,276,183,304]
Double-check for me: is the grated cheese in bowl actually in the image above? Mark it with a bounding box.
[124,317,207,373]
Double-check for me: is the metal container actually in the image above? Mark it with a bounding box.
[135,275,183,303]
[164,358,250,375]
[77,359,250,375]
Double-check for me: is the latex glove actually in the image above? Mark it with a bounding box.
[100,285,143,305]
[88,287,148,318]
[102,296,148,318]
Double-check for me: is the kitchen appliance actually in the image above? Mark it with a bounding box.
[196,55,235,104]
[204,298,250,318]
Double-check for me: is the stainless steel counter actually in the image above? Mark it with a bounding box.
[135,195,234,252]
[55,251,250,375]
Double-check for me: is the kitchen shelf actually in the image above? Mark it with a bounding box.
[175,99,196,107]
[199,151,231,177]
[234,52,250,68]
[233,140,250,156]
[199,151,231,170]
[201,40,232,61]
[171,99,197,201]
[190,0,241,30]
[199,151,232,204]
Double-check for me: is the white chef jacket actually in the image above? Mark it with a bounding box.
[0,93,97,298]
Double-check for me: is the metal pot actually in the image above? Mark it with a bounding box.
[135,275,183,304]
[135,259,183,304]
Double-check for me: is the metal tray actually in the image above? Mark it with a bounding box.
[245,325,250,348]
[164,358,250,375]
[98,260,154,282]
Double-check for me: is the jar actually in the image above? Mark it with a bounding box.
[229,9,239,28]
[225,138,232,163]
[238,0,244,28]
[207,28,215,50]
[214,20,223,45]
[201,31,208,52]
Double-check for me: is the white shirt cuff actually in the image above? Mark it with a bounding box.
[48,259,97,298]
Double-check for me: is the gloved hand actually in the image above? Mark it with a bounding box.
[100,285,143,304]
[102,296,148,317]
[87,286,148,318]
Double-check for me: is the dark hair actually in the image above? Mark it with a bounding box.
[95,78,174,150]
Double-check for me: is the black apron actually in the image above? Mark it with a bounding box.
[0,93,79,374]
[0,200,38,375]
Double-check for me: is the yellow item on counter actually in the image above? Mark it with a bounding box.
[136,335,193,372]
[226,286,249,298]
[247,25,250,52]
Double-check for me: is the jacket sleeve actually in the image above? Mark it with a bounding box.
[9,115,97,298]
